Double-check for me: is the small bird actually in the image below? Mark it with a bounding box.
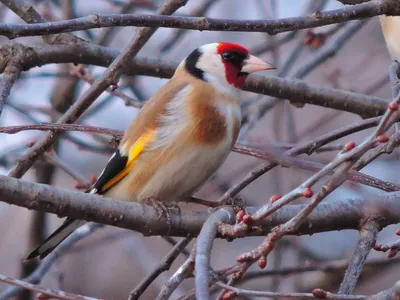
[26,42,275,260]
[380,16,400,60]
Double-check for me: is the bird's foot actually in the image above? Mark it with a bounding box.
[145,197,172,232]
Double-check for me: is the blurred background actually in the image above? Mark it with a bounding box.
[0,0,399,299]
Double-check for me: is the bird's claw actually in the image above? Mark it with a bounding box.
[145,197,174,234]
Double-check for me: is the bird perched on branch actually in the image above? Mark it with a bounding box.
[26,42,275,260]
[380,16,400,60]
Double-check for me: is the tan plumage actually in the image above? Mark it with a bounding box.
[26,42,275,260]
[380,16,400,60]
[111,68,241,203]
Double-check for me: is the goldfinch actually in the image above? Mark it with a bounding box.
[26,42,275,260]
[380,16,400,60]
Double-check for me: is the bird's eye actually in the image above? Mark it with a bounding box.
[222,52,234,61]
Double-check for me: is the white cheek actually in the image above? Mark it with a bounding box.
[200,55,238,96]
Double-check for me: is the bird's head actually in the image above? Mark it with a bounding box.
[182,42,275,94]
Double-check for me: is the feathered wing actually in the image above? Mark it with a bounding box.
[26,76,190,260]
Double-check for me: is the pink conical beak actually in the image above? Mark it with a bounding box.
[241,55,276,73]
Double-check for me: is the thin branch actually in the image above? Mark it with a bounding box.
[159,0,217,54]
[0,1,399,39]
[368,281,400,300]
[294,20,367,80]
[374,238,400,258]
[0,123,122,137]
[156,248,196,300]
[214,116,382,206]
[70,66,143,108]
[389,61,400,100]
[0,62,21,118]
[195,208,236,300]
[233,143,400,193]
[44,153,91,187]
[338,220,380,295]
[0,0,78,45]
[128,234,193,300]
[251,0,329,56]
[163,237,191,257]
[242,257,400,281]
[0,224,102,299]
[0,273,103,300]
[214,282,367,299]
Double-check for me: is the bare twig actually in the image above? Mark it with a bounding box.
[368,281,400,300]
[70,66,143,108]
[242,257,400,281]
[44,153,91,187]
[0,224,102,299]
[338,220,380,295]
[0,273,104,300]
[214,282,367,299]
[294,20,367,81]
[214,115,385,207]
[128,234,193,300]
[0,1,399,39]
[0,0,78,45]
[195,208,236,300]
[0,63,21,118]
[0,123,122,137]
[374,238,400,258]
[233,143,400,193]
[159,0,217,53]
[156,248,196,300]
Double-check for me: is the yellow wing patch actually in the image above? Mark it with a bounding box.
[101,131,154,191]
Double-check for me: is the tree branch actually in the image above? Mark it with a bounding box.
[214,282,367,299]
[0,62,21,118]
[0,223,102,299]
[195,208,236,300]
[338,220,380,295]
[0,41,389,117]
[156,248,196,300]
[0,274,103,300]
[2,174,400,237]
[0,1,399,39]
[368,281,400,300]
[242,257,400,281]
[128,234,193,300]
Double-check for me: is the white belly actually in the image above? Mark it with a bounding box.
[138,142,232,203]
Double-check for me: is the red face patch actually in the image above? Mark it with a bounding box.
[216,42,250,88]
